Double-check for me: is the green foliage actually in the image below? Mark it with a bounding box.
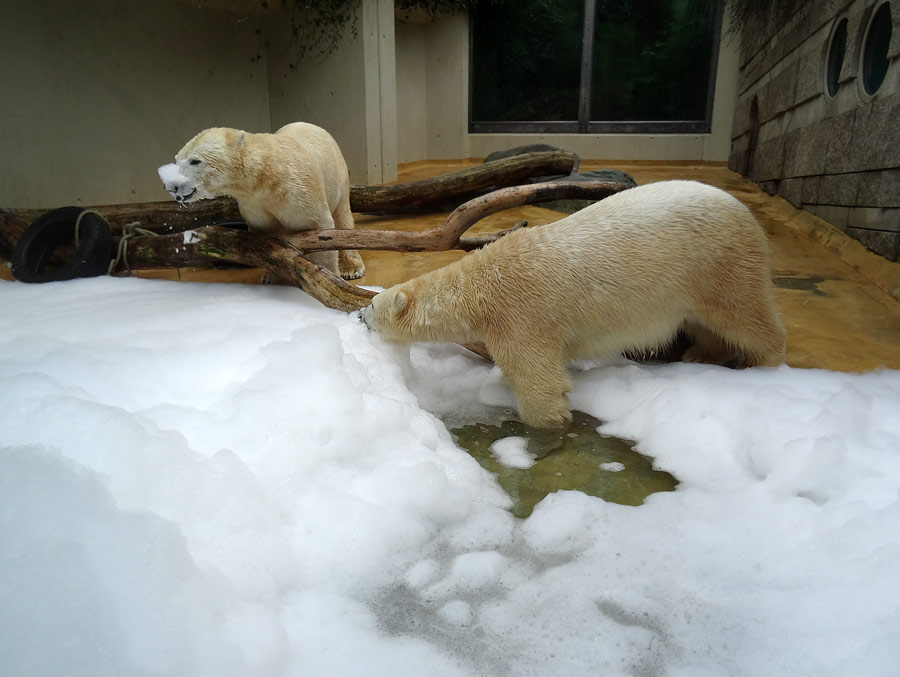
[471,0,586,122]
[470,0,718,124]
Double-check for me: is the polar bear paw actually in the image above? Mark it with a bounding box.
[339,250,366,280]
[518,398,573,429]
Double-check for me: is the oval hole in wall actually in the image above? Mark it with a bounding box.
[861,2,893,96]
[825,17,848,97]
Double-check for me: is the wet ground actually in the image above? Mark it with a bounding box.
[5,161,898,510]
[451,411,678,518]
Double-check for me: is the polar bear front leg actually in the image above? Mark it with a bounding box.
[491,342,573,429]
[332,200,366,280]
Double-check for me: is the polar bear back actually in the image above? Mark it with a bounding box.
[374,180,779,361]
[262,122,351,215]
[474,181,772,352]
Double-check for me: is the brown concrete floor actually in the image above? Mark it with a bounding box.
[4,162,899,372]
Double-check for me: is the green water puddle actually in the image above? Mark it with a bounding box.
[451,410,678,518]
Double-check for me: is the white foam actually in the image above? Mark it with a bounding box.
[1,275,899,676]
[488,436,535,468]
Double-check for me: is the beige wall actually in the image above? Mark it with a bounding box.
[0,0,270,208]
[395,21,429,163]
[268,0,397,185]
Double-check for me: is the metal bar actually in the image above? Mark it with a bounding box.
[577,0,598,132]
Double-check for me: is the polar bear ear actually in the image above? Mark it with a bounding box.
[392,290,408,311]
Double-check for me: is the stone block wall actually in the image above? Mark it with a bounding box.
[729,0,900,261]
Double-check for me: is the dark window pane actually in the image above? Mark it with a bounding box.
[470,0,585,122]
[862,3,892,96]
[826,18,848,98]
[590,0,717,122]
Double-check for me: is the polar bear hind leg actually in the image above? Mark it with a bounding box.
[682,298,786,369]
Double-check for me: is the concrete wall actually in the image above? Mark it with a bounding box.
[394,11,470,163]
[0,0,270,208]
[266,7,369,183]
[266,0,397,184]
[395,21,429,163]
[730,0,900,261]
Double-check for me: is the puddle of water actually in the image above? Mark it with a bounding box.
[450,410,678,518]
[773,275,827,296]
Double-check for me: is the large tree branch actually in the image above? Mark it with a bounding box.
[112,181,623,273]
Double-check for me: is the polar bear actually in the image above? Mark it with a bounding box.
[360,180,786,428]
[159,122,365,280]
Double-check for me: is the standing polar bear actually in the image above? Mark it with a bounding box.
[360,180,786,428]
[159,122,365,280]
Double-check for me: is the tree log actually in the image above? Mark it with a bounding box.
[110,181,625,275]
[349,150,579,213]
[0,150,582,248]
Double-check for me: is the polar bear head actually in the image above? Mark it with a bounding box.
[360,282,467,345]
[359,288,413,342]
[158,127,245,204]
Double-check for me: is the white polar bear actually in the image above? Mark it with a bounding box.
[360,180,786,428]
[159,122,365,280]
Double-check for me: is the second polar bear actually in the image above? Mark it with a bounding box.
[360,180,786,428]
[159,122,365,280]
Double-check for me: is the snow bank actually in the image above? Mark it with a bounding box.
[1,277,898,676]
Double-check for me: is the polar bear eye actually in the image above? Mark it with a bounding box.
[189,158,202,166]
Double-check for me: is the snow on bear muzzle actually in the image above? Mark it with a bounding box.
[158,163,199,204]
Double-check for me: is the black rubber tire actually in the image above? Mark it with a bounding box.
[11,207,112,283]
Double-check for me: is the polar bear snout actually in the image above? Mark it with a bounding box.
[157,163,199,204]
[170,185,197,203]
[358,305,377,331]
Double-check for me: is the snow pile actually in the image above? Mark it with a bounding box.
[1,277,899,676]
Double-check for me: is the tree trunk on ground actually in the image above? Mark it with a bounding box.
[349,150,579,213]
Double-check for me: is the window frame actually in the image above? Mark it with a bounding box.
[468,0,724,135]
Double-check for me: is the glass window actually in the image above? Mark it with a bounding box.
[590,0,717,123]
[825,17,848,97]
[470,0,585,124]
[470,0,720,133]
[861,2,892,96]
